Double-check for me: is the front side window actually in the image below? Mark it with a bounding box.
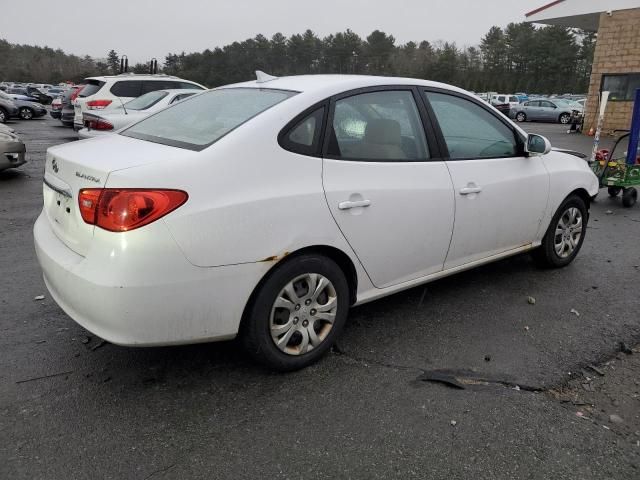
[122,88,297,150]
[328,90,429,161]
[426,91,520,160]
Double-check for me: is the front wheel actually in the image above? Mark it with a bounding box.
[19,107,33,120]
[532,194,587,268]
[241,254,350,371]
[0,108,7,123]
[559,113,571,124]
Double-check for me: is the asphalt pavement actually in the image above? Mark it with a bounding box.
[1,116,639,479]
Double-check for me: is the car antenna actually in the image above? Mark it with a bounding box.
[255,70,277,83]
[116,96,128,115]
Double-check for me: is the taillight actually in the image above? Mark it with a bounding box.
[84,117,113,130]
[78,189,188,232]
[86,99,112,110]
[70,88,81,102]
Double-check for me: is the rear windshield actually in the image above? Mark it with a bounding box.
[122,88,297,151]
[79,80,105,97]
[125,90,168,110]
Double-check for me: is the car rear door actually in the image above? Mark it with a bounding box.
[321,87,455,289]
[423,89,549,269]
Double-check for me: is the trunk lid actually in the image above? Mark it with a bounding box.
[43,134,192,256]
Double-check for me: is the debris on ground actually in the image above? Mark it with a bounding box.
[619,342,633,355]
[587,364,606,376]
[91,340,108,351]
[484,355,491,362]
[609,414,624,424]
[418,371,466,390]
[33,295,45,301]
[80,336,91,344]
[570,308,580,316]
[527,296,536,305]
[606,210,613,214]
[450,420,457,426]
[524,326,530,331]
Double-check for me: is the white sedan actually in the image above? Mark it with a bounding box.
[77,89,202,139]
[34,74,599,370]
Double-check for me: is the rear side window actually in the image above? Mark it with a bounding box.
[280,107,325,156]
[125,90,168,110]
[79,80,105,97]
[141,80,175,94]
[110,81,143,97]
[425,91,519,159]
[177,81,205,90]
[328,90,429,161]
[509,96,519,103]
[122,88,297,151]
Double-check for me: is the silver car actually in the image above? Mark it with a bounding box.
[510,99,581,124]
[0,128,26,171]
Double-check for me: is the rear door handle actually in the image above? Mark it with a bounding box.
[338,199,371,210]
[459,185,482,195]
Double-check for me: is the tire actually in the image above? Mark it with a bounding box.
[515,112,526,122]
[608,186,622,197]
[19,107,33,120]
[622,187,637,208]
[532,194,588,268]
[0,108,7,123]
[241,254,350,371]
[559,113,571,124]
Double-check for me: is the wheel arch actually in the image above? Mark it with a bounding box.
[239,245,359,335]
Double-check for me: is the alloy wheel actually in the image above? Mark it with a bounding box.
[20,108,33,120]
[554,207,582,258]
[269,273,338,355]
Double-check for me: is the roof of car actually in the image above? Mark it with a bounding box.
[222,74,469,97]
[84,74,188,81]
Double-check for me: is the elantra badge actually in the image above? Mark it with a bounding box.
[52,158,59,173]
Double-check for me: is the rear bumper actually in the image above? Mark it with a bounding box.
[33,211,268,346]
[50,110,62,119]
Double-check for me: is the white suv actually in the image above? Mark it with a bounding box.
[73,74,206,130]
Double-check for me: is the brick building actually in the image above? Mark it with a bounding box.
[526,0,640,132]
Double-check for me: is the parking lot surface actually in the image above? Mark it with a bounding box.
[1,117,640,479]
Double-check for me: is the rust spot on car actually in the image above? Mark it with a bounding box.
[259,251,290,262]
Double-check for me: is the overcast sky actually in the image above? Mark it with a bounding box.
[2,0,545,64]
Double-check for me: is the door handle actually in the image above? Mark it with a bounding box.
[459,185,482,195]
[338,199,371,210]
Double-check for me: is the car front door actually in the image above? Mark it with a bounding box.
[322,88,455,289]
[423,90,549,269]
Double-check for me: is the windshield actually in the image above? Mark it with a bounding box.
[125,90,169,111]
[122,88,297,150]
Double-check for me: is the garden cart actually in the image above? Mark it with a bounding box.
[590,88,640,208]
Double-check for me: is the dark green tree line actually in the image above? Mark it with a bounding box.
[1,22,595,93]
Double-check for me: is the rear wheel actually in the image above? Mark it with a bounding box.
[241,254,349,371]
[532,194,587,268]
[622,187,637,208]
[559,113,571,124]
[515,112,526,122]
[608,186,622,197]
[19,107,33,120]
[0,108,7,123]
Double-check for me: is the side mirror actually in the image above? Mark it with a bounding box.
[525,134,552,156]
